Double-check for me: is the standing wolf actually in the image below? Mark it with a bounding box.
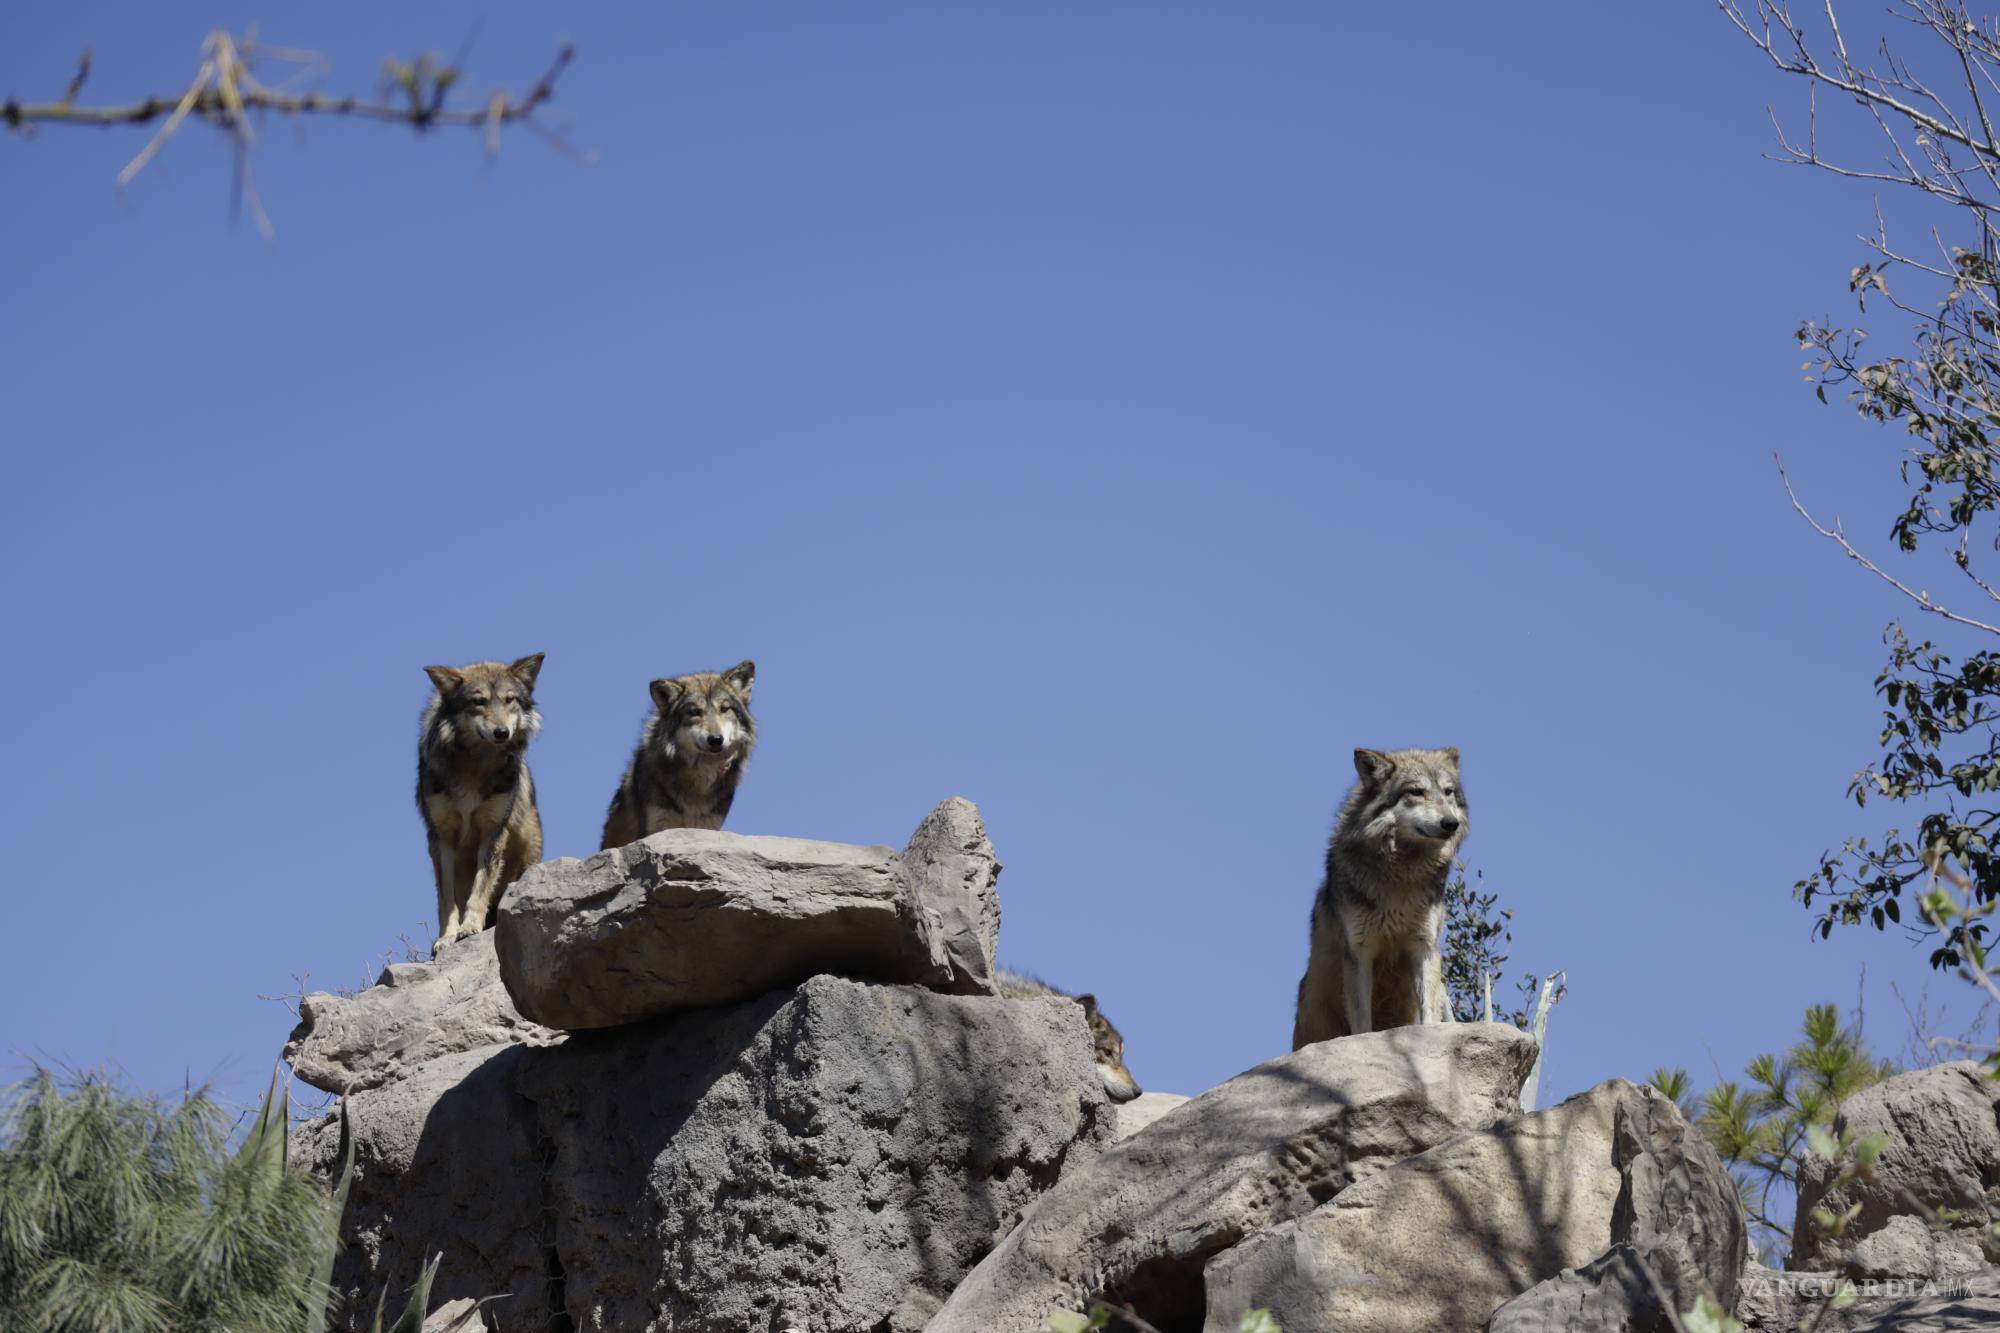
[599,660,756,849]
[416,654,545,952]
[1292,746,1467,1049]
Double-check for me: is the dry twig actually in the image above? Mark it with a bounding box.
[4,30,583,237]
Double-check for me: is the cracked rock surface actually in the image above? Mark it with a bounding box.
[928,1022,1540,1333]
[297,974,1112,1333]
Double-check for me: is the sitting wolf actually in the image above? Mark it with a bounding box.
[1292,746,1466,1049]
[600,660,757,848]
[416,654,545,952]
[997,969,1142,1103]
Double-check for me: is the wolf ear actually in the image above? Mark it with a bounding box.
[722,659,755,699]
[1075,993,1099,1018]
[509,653,545,690]
[1439,747,1460,767]
[424,665,463,693]
[1354,748,1394,785]
[649,678,685,712]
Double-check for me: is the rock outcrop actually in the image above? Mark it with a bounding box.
[1791,1062,2000,1280]
[927,1021,1540,1333]
[286,792,1760,1333]
[1203,1079,1632,1332]
[495,797,1001,1030]
[1485,1083,1745,1332]
[284,931,559,1095]
[300,974,1111,1333]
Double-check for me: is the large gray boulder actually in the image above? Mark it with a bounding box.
[1203,1079,1633,1333]
[495,797,1001,1029]
[300,975,1110,1333]
[1485,1084,1745,1332]
[1792,1062,2000,1278]
[928,1021,1539,1333]
[284,931,561,1094]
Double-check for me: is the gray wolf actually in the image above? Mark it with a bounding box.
[1292,746,1466,1049]
[997,969,1142,1102]
[599,660,757,849]
[416,654,545,952]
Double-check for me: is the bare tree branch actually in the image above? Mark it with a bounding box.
[1778,452,2000,635]
[3,30,583,239]
[3,33,573,134]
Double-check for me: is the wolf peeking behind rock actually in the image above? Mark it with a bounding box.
[996,970,1142,1103]
[1292,746,1467,1049]
[416,654,545,952]
[600,660,756,849]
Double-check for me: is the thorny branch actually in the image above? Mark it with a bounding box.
[3,30,583,237]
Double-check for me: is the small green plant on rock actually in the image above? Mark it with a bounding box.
[0,1065,440,1333]
[1648,1003,1895,1260]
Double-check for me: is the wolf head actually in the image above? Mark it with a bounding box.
[649,660,756,765]
[423,654,545,751]
[1348,746,1467,858]
[1077,993,1142,1103]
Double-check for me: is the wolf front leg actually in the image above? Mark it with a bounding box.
[461,832,510,937]
[1416,940,1450,1024]
[1342,941,1375,1035]
[430,835,460,953]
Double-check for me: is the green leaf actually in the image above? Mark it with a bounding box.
[305,1098,357,1333]
[232,1064,291,1186]
[1239,1311,1283,1333]
[381,1252,442,1333]
[1045,1314,1093,1333]
[1682,1294,1745,1333]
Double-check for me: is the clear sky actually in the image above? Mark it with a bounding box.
[1,2,1981,1114]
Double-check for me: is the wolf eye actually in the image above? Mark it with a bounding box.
[1403,789,1426,801]
[467,696,488,706]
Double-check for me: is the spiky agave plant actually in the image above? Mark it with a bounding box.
[0,1066,352,1333]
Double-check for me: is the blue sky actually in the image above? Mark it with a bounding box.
[1,2,1981,1113]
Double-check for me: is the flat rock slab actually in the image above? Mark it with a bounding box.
[928,1021,1539,1333]
[284,931,561,1094]
[496,796,1000,1029]
[300,975,1111,1333]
